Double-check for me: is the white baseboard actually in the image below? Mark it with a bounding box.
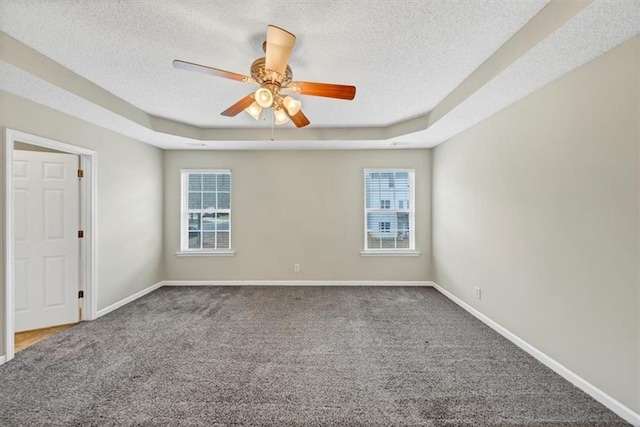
[162,280,434,287]
[0,355,5,366]
[432,282,640,427]
[96,281,163,318]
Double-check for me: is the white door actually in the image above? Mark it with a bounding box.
[13,150,80,332]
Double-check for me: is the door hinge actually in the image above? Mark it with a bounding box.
[78,230,84,238]
[77,169,84,179]
[78,290,84,299]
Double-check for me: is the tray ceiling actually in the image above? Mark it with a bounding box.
[0,0,638,149]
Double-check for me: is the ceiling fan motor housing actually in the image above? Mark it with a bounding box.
[250,57,293,86]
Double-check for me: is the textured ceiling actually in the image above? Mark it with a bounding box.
[0,0,638,150]
[400,0,640,146]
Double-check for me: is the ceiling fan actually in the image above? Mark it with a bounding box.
[173,25,356,128]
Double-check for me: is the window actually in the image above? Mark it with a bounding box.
[364,169,415,252]
[180,170,232,254]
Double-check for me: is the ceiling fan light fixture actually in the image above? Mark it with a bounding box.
[274,107,290,125]
[244,101,262,120]
[254,87,274,108]
[283,96,301,116]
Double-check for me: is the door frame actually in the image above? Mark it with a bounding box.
[4,129,97,363]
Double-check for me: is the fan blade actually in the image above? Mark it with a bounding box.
[289,110,310,128]
[290,81,356,100]
[173,60,255,83]
[265,25,296,76]
[221,94,255,117]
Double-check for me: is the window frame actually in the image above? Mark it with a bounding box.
[177,169,235,256]
[362,168,419,256]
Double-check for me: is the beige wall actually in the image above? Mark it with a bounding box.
[0,91,165,358]
[164,149,432,281]
[0,131,5,357]
[432,36,640,412]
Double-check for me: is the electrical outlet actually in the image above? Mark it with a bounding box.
[294,264,300,272]
[475,287,482,300]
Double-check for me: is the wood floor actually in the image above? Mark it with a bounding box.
[14,324,75,352]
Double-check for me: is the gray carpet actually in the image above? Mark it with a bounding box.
[0,286,629,426]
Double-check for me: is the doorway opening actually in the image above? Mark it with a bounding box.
[4,129,97,363]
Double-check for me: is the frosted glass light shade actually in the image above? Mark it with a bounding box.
[283,96,301,116]
[254,87,274,108]
[244,102,262,120]
[274,108,290,125]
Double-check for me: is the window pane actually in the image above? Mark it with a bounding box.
[202,213,215,231]
[189,213,201,231]
[365,187,374,209]
[217,174,231,192]
[401,194,410,208]
[188,174,202,191]
[188,192,202,209]
[218,192,230,209]
[397,212,409,231]
[217,212,230,231]
[397,235,410,249]
[367,233,382,249]
[203,192,216,209]
[203,174,216,191]
[395,172,409,188]
[365,172,380,209]
[216,232,230,249]
[381,172,393,188]
[367,213,395,230]
[188,231,201,249]
[199,232,214,249]
[381,237,397,249]
[366,212,378,231]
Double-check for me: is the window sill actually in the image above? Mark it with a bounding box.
[175,250,236,257]
[360,250,421,257]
